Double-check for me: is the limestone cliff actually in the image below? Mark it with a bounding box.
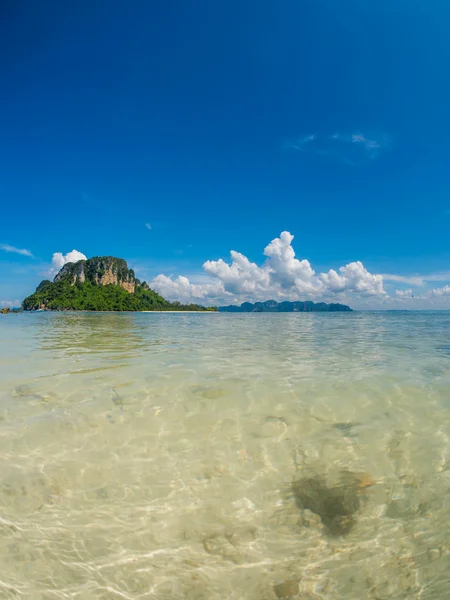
[54,256,137,293]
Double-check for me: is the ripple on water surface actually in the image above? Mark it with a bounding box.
[0,311,450,599]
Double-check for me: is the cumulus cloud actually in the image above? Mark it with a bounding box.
[426,285,450,298]
[199,232,324,298]
[151,275,226,303]
[0,244,33,257]
[320,261,386,296]
[289,131,390,165]
[263,231,322,294]
[204,252,270,296]
[48,249,87,278]
[150,231,386,305]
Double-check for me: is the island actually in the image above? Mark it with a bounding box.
[22,256,217,312]
[218,300,352,312]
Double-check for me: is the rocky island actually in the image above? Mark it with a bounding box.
[219,300,352,312]
[23,256,216,312]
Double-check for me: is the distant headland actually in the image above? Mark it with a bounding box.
[22,256,216,312]
[219,300,352,312]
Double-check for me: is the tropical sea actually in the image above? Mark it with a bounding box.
[0,311,450,599]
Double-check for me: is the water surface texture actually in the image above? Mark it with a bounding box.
[1,312,450,599]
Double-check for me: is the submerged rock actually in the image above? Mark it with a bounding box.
[332,422,360,437]
[292,470,374,536]
[202,527,256,564]
[273,579,299,598]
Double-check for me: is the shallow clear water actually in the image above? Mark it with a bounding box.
[1,311,450,599]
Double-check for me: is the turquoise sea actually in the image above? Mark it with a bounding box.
[1,311,450,599]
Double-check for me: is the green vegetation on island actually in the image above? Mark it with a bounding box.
[218,300,352,312]
[22,256,216,312]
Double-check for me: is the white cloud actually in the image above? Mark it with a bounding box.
[395,289,413,298]
[150,231,386,305]
[422,272,450,283]
[0,299,21,308]
[320,261,386,296]
[263,231,323,294]
[151,274,227,303]
[383,271,450,288]
[426,285,450,298]
[390,285,450,308]
[48,249,87,278]
[204,252,270,296]
[351,133,381,151]
[383,274,424,286]
[0,244,33,257]
[290,131,390,164]
[199,232,324,298]
[145,223,152,230]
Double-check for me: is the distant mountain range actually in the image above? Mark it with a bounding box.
[218,300,352,312]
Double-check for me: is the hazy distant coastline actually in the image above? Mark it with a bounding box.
[219,300,352,312]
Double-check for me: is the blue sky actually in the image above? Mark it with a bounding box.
[1,0,450,308]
